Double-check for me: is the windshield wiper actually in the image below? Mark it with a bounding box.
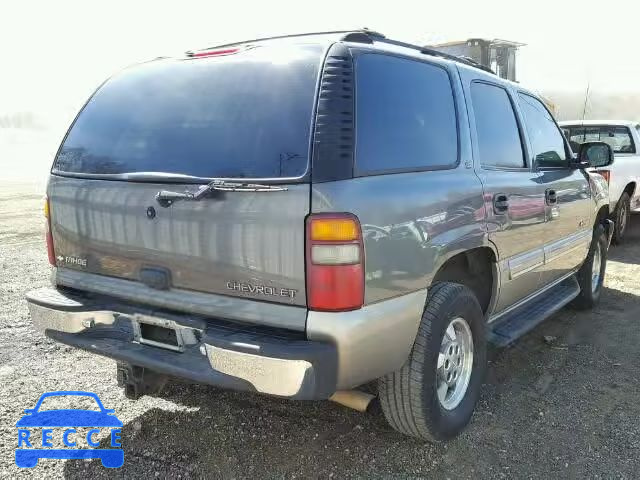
[156,179,287,207]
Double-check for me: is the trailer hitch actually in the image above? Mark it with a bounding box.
[116,362,167,400]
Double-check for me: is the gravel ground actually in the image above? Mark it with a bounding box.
[1,181,640,479]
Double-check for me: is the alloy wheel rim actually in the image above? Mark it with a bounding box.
[436,317,474,410]
[619,203,628,235]
[592,241,602,293]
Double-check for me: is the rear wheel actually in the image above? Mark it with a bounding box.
[378,282,486,441]
[572,224,607,309]
[612,192,630,244]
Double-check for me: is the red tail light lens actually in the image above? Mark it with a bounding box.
[306,213,364,311]
[44,197,56,266]
[597,169,611,184]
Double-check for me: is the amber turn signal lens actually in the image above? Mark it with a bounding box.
[310,218,359,242]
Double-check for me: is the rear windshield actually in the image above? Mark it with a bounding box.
[563,125,636,154]
[53,44,324,179]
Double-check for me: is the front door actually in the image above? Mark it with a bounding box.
[517,93,593,285]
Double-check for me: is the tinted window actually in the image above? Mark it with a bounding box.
[355,54,457,174]
[471,83,524,168]
[565,126,635,154]
[518,93,567,168]
[54,45,323,179]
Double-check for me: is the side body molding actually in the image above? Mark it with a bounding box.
[543,229,591,263]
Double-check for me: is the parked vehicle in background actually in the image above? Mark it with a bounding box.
[26,30,614,442]
[560,120,640,243]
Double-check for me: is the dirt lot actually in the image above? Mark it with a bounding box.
[1,181,640,479]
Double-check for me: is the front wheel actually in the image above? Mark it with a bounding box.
[572,224,608,310]
[378,282,486,442]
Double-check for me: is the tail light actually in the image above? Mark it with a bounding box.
[306,213,364,311]
[596,170,611,184]
[44,197,56,266]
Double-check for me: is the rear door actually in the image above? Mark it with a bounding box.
[518,94,592,285]
[463,76,548,313]
[48,43,325,311]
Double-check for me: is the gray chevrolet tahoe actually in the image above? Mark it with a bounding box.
[26,30,615,441]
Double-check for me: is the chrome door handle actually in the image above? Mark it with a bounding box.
[546,189,558,205]
[493,193,509,214]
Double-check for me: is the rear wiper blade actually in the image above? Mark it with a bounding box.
[156,179,287,207]
[207,179,288,192]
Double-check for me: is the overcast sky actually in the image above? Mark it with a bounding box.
[2,0,640,129]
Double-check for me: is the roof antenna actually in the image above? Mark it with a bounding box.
[581,82,591,122]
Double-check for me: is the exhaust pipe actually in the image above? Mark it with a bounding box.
[329,390,375,412]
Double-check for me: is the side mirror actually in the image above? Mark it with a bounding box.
[577,141,614,168]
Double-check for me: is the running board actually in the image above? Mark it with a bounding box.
[488,276,580,347]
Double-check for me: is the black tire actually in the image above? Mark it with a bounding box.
[572,223,607,310]
[378,282,487,441]
[612,192,630,245]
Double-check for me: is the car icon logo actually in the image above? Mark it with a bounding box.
[15,391,124,468]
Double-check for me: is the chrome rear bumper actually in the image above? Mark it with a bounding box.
[26,287,337,400]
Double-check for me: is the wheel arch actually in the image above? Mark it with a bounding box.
[431,246,497,316]
[594,204,609,229]
[623,181,636,199]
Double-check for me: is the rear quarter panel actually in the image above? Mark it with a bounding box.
[310,58,489,305]
[311,169,489,304]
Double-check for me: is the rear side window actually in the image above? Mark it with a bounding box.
[355,54,458,175]
[565,126,635,154]
[53,44,324,179]
[470,82,524,168]
[518,93,568,168]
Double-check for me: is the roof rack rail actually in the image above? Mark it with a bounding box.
[346,33,495,75]
[424,48,495,74]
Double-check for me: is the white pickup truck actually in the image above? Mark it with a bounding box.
[560,120,640,243]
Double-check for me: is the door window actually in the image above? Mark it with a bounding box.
[518,93,568,168]
[565,126,635,154]
[470,82,525,168]
[355,54,458,175]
